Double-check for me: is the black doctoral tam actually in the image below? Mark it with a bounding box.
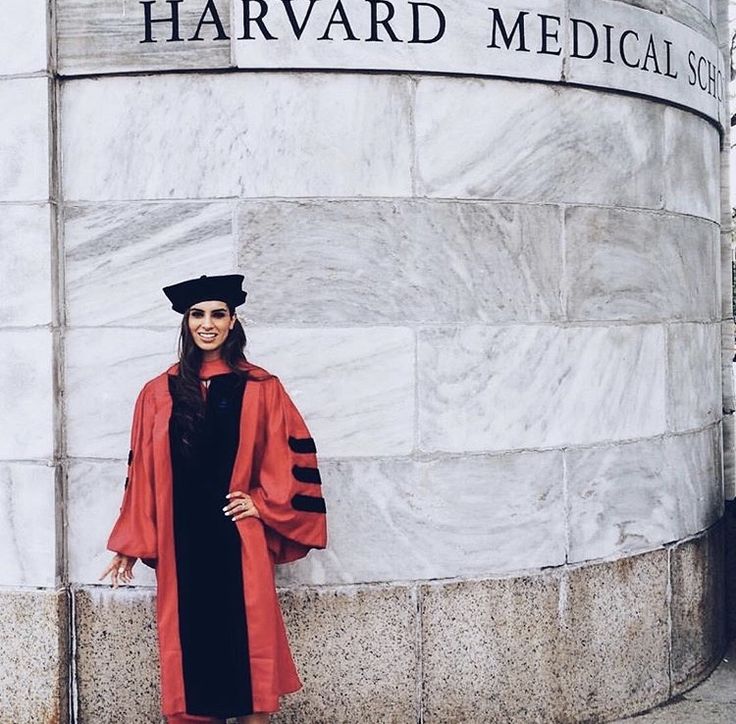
[162,274,247,313]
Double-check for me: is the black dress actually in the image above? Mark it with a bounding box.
[168,372,254,718]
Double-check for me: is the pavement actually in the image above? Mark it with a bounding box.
[613,640,736,723]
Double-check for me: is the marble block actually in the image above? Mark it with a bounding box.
[246,326,415,457]
[74,587,161,724]
[276,450,565,586]
[567,0,723,125]
[275,584,418,723]
[68,460,157,587]
[0,588,69,724]
[565,207,719,322]
[670,525,727,692]
[0,463,56,587]
[557,550,671,719]
[415,78,665,208]
[667,322,722,432]
[663,0,719,44]
[237,198,564,325]
[664,107,721,221]
[65,325,414,459]
[0,77,49,201]
[720,231,731,320]
[0,328,54,460]
[0,204,52,326]
[418,323,666,452]
[621,0,717,30]
[232,0,565,82]
[723,416,735,500]
[61,73,413,200]
[57,0,232,75]
[64,201,235,326]
[677,0,715,20]
[64,327,177,458]
[721,319,735,413]
[0,0,47,75]
[421,574,565,722]
[567,426,722,562]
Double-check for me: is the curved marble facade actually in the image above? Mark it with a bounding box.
[0,0,732,721]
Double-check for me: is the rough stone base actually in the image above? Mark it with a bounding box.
[3,525,724,723]
[0,587,69,724]
[74,587,161,724]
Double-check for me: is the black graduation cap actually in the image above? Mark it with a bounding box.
[162,274,247,314]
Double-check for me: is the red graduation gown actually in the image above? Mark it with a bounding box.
[106,358,327,717]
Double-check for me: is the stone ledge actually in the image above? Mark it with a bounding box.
[0,587,69,724]
[63,525,726,723]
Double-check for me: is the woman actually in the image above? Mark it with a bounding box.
[99,273,327,724]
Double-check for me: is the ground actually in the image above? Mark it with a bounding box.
[615,640,736,723]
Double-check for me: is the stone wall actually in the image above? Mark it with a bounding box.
[0,0,732,722]
[0,1,69,722]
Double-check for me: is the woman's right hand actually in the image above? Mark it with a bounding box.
[99,553,137,588]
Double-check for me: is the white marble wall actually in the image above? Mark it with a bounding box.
[54,0,726,125]
[0,7,56,588]
[1,1,47,77]
[56,69,726,588]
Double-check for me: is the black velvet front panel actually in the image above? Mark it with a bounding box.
[168,372,253,718]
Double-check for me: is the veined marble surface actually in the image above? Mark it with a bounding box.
[56,0,231,74]
[565,207,719,322]
[721,320,735,413]
[237,199,563,324]
[0,78,49,202]
[0,204,52,326]
[567,426,722,562]
[64,328,177,458]
[276,450,565,585]
[64,202,235,326]
[231,0,565,80]
[0,463,56,587]
[0,329,54,460]
[666,322,722,432]
[567,0,723,127]
[415,79,665,209]
[68,460,156,587]
[246,326,415,457]
[664,107,721,222]
[1,0,47,76]
[52,0,724,126]
[720,230,730,320]
[64,325,415,459]
[61,73,413,200]
[418,323,666,452]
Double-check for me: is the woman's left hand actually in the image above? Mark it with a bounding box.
[223,491,261,521]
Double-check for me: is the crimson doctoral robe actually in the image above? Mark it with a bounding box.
[106,357,327,718]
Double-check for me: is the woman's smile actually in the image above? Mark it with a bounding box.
[187,300,237,358]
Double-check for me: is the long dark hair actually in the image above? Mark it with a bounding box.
[171,305,249,455]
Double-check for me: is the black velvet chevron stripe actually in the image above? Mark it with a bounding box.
[124,476,129,489]
[292,465,321,484]
[127,449,133,465]
[288,436,317,454]
[291,494,326,513]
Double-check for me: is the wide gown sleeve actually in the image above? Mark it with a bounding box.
[106,383,158,568]
[249,377,328,565]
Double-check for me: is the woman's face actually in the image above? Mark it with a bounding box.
[187,300,236,356]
